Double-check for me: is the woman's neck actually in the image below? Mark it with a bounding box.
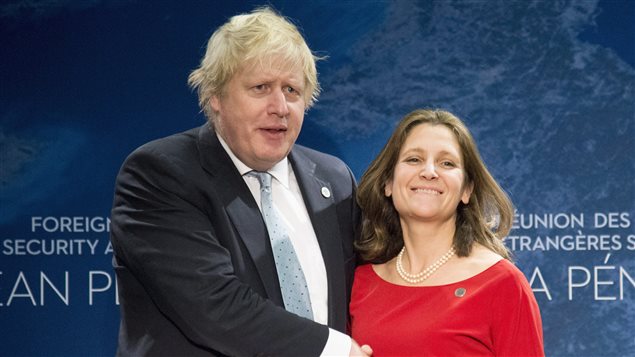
[399,217,456,272]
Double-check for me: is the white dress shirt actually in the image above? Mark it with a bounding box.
[217,135,351,356]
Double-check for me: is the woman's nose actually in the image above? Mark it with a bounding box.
[419,162,439,179]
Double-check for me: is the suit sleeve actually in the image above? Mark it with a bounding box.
[110,146,328,356]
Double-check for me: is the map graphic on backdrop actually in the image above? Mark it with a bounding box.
[1,0,633,356]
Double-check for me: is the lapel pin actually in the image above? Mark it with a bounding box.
[321,186,331,198]
[455,287,466,297]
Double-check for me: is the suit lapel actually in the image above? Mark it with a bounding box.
[196,124,283,304]
[289,149,347,329]
[196,127,347,321]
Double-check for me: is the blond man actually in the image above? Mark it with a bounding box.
[110,7,369,356]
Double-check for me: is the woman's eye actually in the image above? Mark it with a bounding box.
[441,161,456,168]
[405,157,420,163]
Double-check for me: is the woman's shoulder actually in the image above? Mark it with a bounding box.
[352,263,383,296]
[354,262,396,286]
[467,249,533,294]
[469,245,526,278]
[467,243,504,265]
[354,263,381,283]
[443,244,530,286]
[354,263,374,275]
[445,244,503,282]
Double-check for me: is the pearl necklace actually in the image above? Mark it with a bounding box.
[396,246,456,284]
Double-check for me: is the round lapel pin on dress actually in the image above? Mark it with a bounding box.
[321,187,331,198]
[455,287,466,297]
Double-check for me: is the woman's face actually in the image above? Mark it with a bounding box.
[384,123,472,223]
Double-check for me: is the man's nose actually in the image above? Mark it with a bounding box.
[268,88,290,117]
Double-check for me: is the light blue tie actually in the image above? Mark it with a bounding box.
[249,171,314,320]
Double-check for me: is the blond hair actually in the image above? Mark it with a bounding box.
[188,6,323,121]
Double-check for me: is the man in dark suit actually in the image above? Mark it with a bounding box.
[110,6,371,357]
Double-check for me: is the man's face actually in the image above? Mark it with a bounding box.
[211,59,306,171]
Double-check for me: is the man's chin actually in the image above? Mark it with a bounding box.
[249,154,287,171]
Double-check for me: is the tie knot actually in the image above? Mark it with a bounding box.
[249,171,272,190]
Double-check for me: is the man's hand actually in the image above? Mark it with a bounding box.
[349,339,373,356]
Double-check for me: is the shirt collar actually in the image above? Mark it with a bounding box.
[217,133,290,189]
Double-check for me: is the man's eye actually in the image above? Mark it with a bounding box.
[253,84,267,92]
[284,86,299,94]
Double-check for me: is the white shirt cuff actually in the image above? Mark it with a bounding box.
[320,328,351,356]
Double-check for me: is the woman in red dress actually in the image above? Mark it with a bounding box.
[350,109,544,357]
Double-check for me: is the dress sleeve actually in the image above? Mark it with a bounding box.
[489,263,545,357]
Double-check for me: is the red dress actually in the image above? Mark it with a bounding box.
[350,260,544,357]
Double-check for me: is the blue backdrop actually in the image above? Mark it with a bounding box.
[1,0,633,356]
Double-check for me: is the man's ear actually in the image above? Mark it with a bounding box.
[210,96,221,113]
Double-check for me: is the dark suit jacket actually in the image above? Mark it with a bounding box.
[110,124,359,356]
